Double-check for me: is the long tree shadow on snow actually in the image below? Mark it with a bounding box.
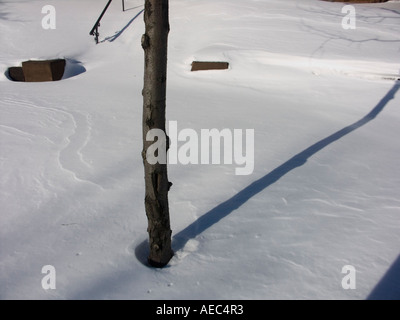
[368,254,400,300]
[135,82,399,266]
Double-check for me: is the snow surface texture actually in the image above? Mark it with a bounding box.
[1,0,400,300]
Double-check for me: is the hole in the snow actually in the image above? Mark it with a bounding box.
[6,58,86,82]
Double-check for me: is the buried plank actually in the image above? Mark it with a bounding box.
[191,61,229,72]
[22,59,66,82]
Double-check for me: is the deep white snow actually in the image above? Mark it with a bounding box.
[1,0,400,300]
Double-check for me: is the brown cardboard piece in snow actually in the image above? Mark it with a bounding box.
[21,59,66,82]
[191,61,229,72]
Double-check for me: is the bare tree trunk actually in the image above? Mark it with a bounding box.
[141,0,173,268]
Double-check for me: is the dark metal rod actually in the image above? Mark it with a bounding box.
[122,0,125,12]
[90,0,113,36]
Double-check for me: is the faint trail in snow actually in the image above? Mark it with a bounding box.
[280,257,315,275]
[51,109,101,189]
[58,110,94,171]
[2,97,66,144]
[1,97,101,189]
[0,124,35,141]
[302,198,364,213]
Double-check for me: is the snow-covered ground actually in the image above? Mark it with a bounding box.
[1,0,399,300]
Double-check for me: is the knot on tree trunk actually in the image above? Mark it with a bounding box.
[141,34,150,49]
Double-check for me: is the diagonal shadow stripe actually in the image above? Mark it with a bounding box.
[104,8,144,43]
[135,82,399,267]
[367,254,400,300]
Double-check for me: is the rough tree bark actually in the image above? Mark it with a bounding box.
[141,0,173,268]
